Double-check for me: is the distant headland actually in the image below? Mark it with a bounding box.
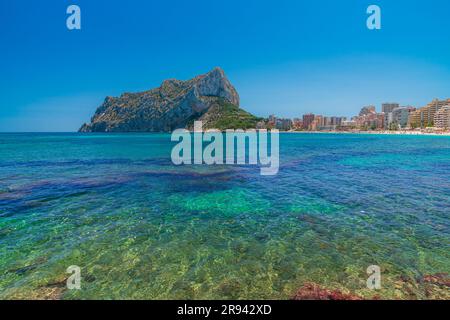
[80,67,450,134]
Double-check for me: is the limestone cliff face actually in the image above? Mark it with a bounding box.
[79,67,240,132]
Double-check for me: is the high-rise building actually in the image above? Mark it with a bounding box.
[376,113,385,129]
[382,103,400,129]
[302,113,315,130]
[384,112,393,129]
[434,106,450,129]
[391,106,416,129]
[275,118,293,131]
[314,115,323,128]
[408,110,422,128]
[408,98,450,128]
[314,115,347,130]
[385,106,415,129]
[382,103,400,114]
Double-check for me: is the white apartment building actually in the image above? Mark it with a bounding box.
[434,106,450,129]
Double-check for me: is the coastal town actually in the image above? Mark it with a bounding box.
[259,98,450,134]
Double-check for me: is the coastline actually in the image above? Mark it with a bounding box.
[282,130,450,136]
[3,130,450,136]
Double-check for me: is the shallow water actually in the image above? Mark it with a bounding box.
[0,133,449,299]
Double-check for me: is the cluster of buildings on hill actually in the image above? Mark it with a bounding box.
[260,98,450,132]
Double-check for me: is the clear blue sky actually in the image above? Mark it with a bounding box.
[1,0,449,131]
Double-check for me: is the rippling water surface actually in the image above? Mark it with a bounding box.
[0,133,449,299]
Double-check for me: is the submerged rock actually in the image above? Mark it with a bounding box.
[422,273,450,287]
[292,283,362,300]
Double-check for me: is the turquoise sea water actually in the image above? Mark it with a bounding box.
[0,133,449,299]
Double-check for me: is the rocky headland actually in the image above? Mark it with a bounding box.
[79,67,261,132]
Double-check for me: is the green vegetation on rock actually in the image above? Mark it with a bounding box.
[195,99,263,130]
